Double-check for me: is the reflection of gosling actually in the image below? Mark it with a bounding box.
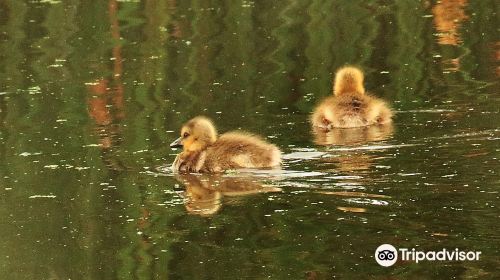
[312,122,394,146]
[183,178,222,216]
[177,174,281,216]
[311,66,393,129]
[171,116,281,173]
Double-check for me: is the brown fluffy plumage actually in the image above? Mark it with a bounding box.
[171,116,281,173]
[311,66,393,129]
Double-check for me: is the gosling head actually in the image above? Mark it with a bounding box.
[333,66,365,96]
[170,116,218,152]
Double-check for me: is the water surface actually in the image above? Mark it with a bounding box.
[0,0,499,279]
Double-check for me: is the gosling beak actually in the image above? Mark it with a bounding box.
[170,137,183,148]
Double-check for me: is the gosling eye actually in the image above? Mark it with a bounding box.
[183,132,190,138]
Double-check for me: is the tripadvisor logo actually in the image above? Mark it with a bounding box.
[374,244,481,267]
[375,244,398,267]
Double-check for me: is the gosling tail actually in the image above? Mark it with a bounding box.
[333,66,365,96]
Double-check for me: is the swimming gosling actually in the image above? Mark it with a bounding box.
[311,66,393,129]
[170,116,281,173]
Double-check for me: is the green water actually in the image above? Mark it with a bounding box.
[0,0,499,279]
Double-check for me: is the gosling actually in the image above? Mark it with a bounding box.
[170,116,281,173]
[311,66,393,129]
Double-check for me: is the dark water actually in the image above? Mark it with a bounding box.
[0,0,499,279]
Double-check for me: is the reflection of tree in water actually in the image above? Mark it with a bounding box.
[432,0,469,46]
[432,0,470,74]
[495,41,500,77]
[84,2,158,279]
[460,1,498,81]
[86,0,126,172]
